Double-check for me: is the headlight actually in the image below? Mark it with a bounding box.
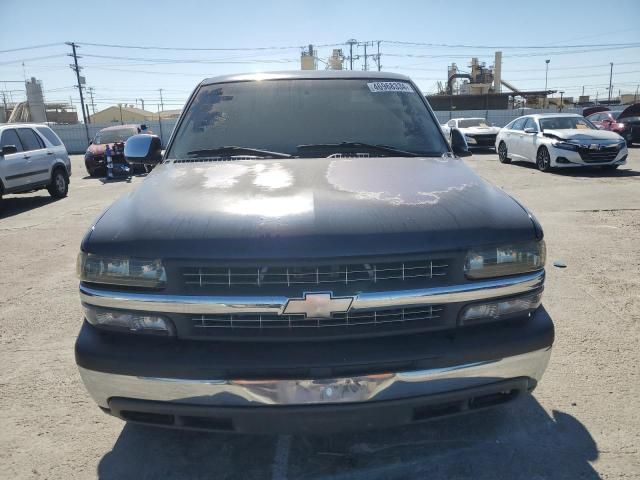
[77,252,166,288]
[464,240,545,279]
[459,291,542,325]
[464,135,477,144]
[83,304,175,336]
[552,141,578,151]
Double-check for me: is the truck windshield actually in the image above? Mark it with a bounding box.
[94,128,137,144]
[539,117,596,131]
[167,78,449,159]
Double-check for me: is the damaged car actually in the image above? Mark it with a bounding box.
[84,125,148,177]
[441,117,500,149]
[585,103,640,146]
[496,113,628,171]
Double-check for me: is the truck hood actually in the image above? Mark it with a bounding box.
[84,156,537,260]
[542,128,623,142]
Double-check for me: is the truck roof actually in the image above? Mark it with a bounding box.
[201,70,411,86]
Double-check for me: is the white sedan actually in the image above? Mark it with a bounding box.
[441,118,501,149]
[495,113,628,172]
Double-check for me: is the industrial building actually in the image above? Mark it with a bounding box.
[88,105,158,124]
[428,52,558,111]
[1,77,78,124]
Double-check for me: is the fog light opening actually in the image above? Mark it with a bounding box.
[459,291,543,326]
[83,304,176,336]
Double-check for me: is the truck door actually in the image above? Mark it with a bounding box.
[16,128,50,185]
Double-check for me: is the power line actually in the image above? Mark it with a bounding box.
[80,53,296,64]
[382,40,640,49]
[0,43,62,54]
[77,41,342,51]
[0,54,67,66]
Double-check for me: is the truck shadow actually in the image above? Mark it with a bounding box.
[0,195,59,219]
[97,396,600,480]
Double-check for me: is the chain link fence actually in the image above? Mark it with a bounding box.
[50,119,178,154]
[433,108,586,127]
[47,108,588,154]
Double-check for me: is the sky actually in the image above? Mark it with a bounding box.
[1,0,639,114]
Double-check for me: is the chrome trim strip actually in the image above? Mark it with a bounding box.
[78,347,552,408]
[79,270,545,315]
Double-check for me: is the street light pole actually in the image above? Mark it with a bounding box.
[544,59,550,108]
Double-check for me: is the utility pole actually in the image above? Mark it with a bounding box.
[635,84,639,103]
[0,91,6,123]
[87,87,96,115]
[608,62,613,104]
[157,104,164,145]
[346,39,357,71]
[363,43,368,71]
[376,40,381,72]
[544,59,550,108]
[85,104,91,124]
[158,88,165,144]
[66,42,90,144]
[559,91,564,112]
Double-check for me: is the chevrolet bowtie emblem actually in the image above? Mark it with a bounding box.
[283,292,354,319]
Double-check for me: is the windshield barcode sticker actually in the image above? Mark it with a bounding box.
[367,82,414,93]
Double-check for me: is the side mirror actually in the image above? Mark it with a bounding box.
[1,145,18,156]
[124,134,162,165]
[450,129,471,157]
[523,127,538,134]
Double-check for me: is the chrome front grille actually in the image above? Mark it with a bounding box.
[192,305,444,330]
[183,260,448,289]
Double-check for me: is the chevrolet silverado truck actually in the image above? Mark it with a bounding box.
[75,71,553,434]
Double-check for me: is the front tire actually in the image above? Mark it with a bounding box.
[498,141,511,164]
[536,146,552,172]
[47,169,69,198]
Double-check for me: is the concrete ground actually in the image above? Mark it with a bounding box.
[1,150,638,480]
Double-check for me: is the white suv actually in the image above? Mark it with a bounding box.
[0,123,71,206]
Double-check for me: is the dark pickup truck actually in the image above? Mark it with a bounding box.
[75,71,553,434]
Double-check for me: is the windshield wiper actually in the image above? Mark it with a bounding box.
[186,146,292,158]
[297,142,421,157]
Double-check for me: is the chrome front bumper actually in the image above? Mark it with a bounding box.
[78,347,551,409]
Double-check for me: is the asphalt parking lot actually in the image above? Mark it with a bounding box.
[1,150,639,480]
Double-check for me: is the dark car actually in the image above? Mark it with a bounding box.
[586,103,640,145]
[84,124,150,176]
[75,71,553,434]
